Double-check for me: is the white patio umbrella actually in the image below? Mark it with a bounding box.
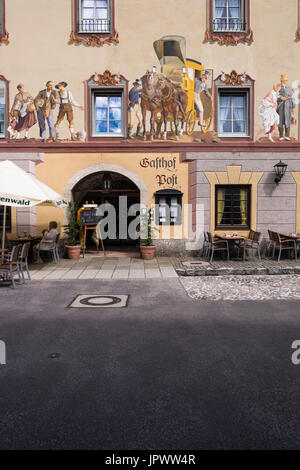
[0,160,68,250]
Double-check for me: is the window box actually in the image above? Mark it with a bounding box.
[86,71,128,140]
[0,0,9,45]
[215,185,251,229]
[155,189,183,226]
[69,0,119,47]
[204,0,253,45]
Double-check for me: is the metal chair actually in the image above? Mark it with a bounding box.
[202,231,209,259]
[271,231,297,261]
[0,244,22,289]
[207,232,229,263]
[239,230,262,262]
[19,242,31,283]
[38,234,60,263]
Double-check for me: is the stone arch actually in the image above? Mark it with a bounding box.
[63,163,148,221]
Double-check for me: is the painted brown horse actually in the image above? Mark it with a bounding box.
[140,71,163,141]
[155,76,188,140]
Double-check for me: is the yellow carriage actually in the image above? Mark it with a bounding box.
[153,35,213,135]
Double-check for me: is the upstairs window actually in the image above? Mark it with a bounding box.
[204,0,252,45]
[213,0,246,33]
[69,0,118,47]
[0,0,3,35]
[0,76,8,139]
[218,91,248,137]
[93,90,123,136]
[79,0,111,33]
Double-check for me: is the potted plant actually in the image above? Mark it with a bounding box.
[139,209,158,260]
[64,202,81,260]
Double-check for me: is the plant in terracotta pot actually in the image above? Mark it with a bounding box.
[139,209,158,260]
[64,202,81,260]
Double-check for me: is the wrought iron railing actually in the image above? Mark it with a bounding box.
[213,19,247,32]
[78,19,111,33]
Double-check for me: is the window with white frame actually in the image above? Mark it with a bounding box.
[92,89,124,137]
[213,0,246,32]
[218,90,249,137]
[78,0,111,33]
[0,80,6,138]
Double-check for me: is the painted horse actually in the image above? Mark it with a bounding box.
[155,76,188,140]
[140,71,163,141]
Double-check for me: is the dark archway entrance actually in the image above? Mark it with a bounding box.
[72,171,140,252]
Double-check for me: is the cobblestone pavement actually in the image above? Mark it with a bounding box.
[180,275,300,301]
[29,257,178,280]
[174,257,300,276]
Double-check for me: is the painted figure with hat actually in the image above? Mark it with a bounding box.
[34,81,59,142]
[54,81,84,141]
[259,83,281,142]
[128,78,142,139]
[277,74,295,141]
[194,70,212,130]
[9,84,37,139]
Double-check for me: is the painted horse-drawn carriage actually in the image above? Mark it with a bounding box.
[141,35,213,140]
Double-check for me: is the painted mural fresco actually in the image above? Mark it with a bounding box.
[258,74,296,143]
[1,35,298,144]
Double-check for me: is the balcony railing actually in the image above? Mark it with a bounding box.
[213,19,247,33]
[78,19,111,34]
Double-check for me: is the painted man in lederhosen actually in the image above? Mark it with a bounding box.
[128,78,142,139]
[54,81,84,141]
[34,81,59,142]
[277,73,295,141]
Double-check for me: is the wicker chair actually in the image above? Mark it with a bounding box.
[0,244,22,289]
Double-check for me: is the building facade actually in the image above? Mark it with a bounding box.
[1,0,300,254]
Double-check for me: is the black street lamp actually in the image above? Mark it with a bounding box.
[274,160,288,184]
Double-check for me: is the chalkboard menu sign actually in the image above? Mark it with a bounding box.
[80,210,102,225]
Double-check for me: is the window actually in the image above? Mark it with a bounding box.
[215,185,250,229]
[204,0,253,45]
[213,0,245,32]
[0,76,8,139]
[155,190,183,226]
[0,0,2,35]
[70,0,118,47]
[92,89,124,137]
[0,206,11,232]
[79,0,111,33]
[218,90,248,137]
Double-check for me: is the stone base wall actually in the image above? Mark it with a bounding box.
[153,239,188,257]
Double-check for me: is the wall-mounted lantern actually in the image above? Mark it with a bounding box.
[152,66,157,74]
[274,160,288,184]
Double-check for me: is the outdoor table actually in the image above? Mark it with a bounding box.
[279,233,300,240]
[9,237,42,262]
[214,234,249,260]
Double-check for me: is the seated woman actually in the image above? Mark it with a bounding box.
[36,221,59,262]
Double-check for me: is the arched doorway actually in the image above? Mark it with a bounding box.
[71,170,141,252]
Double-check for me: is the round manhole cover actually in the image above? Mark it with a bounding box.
[79,295,122,307]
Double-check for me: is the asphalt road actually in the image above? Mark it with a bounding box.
[0,278,300,450]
